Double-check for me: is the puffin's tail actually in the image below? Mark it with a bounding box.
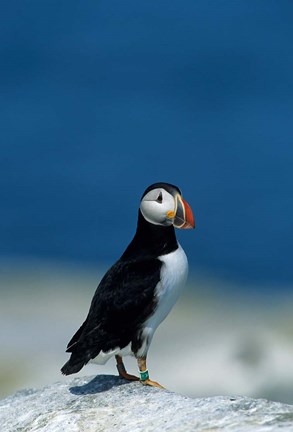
[61,347,92,375]
[61,342,101,375]
[61,357,86,375]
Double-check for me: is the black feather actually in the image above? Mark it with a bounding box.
[66,319,88,351]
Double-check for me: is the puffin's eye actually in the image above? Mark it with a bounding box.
[156,192,163,203]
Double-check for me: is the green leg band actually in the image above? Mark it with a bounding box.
[139,369,149,381]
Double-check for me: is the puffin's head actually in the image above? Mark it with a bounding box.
[140,182,195,229]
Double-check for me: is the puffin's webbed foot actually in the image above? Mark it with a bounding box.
[115,355,139,381]
[140,378,165,389]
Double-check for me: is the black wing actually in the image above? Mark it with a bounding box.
[61,257,162,375]
[65,319,87,350]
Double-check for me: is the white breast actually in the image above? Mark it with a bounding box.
[150,243,188,328]
[136,244,188,356]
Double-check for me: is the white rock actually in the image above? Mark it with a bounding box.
[1,375,293,432]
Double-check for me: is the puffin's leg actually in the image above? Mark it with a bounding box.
[137,357,165,389]
[115,355,139,381]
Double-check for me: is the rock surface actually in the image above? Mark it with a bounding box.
[1,375,293,431]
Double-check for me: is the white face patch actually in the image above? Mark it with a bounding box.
[140,188,175,226]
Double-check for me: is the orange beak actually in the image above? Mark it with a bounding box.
[173,195,195,229]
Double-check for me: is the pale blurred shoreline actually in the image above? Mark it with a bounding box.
[1,259,293,404]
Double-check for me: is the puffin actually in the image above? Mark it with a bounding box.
[61,182,195,388]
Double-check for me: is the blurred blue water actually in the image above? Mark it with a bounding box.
[1,1,293,286]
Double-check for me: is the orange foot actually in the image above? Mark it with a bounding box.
[140,379,165,389]
[116,362,139,381]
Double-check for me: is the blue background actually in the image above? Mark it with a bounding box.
[1,0,293,286]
